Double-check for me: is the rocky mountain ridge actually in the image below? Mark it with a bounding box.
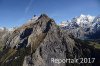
[0,14,100,66]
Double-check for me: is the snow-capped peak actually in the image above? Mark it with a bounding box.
[59,14,96,28]
[80,14,86,17]
[59,20,71,27]
[26,16,39,24]
[76,14,95,25]
[0,27,4,30]
[79,14,95,19]
[0,27,14,31]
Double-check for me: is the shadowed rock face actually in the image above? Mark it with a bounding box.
[0,14,99,66]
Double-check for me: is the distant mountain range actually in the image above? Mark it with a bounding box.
[0,27,14,31]
[59,14,100,39]
[0,14,100,66]
[1,14,100,40]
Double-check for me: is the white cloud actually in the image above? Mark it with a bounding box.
[25,0,34,14]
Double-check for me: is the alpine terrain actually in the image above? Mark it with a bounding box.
[0,14,100,66]
[59,14,100,39]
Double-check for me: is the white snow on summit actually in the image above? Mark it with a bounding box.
[59,20,70,27]
[0,27,4,30]
[59,14,95,28]
[76,14,95,26]
[0,27,14,31]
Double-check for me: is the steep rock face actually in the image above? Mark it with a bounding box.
[21,14,92,66]
[0,14,99,66]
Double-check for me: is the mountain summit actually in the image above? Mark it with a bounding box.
[59,14,100,39]
[0,14,100,66]
[60,14,95,27]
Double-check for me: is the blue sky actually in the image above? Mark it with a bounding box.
[0,0,100,28]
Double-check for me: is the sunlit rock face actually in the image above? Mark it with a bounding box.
[0,14,99,66]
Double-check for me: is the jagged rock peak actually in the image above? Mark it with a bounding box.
[24,14,54,25]
[19,14,55,32]
[38,14,49,19]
